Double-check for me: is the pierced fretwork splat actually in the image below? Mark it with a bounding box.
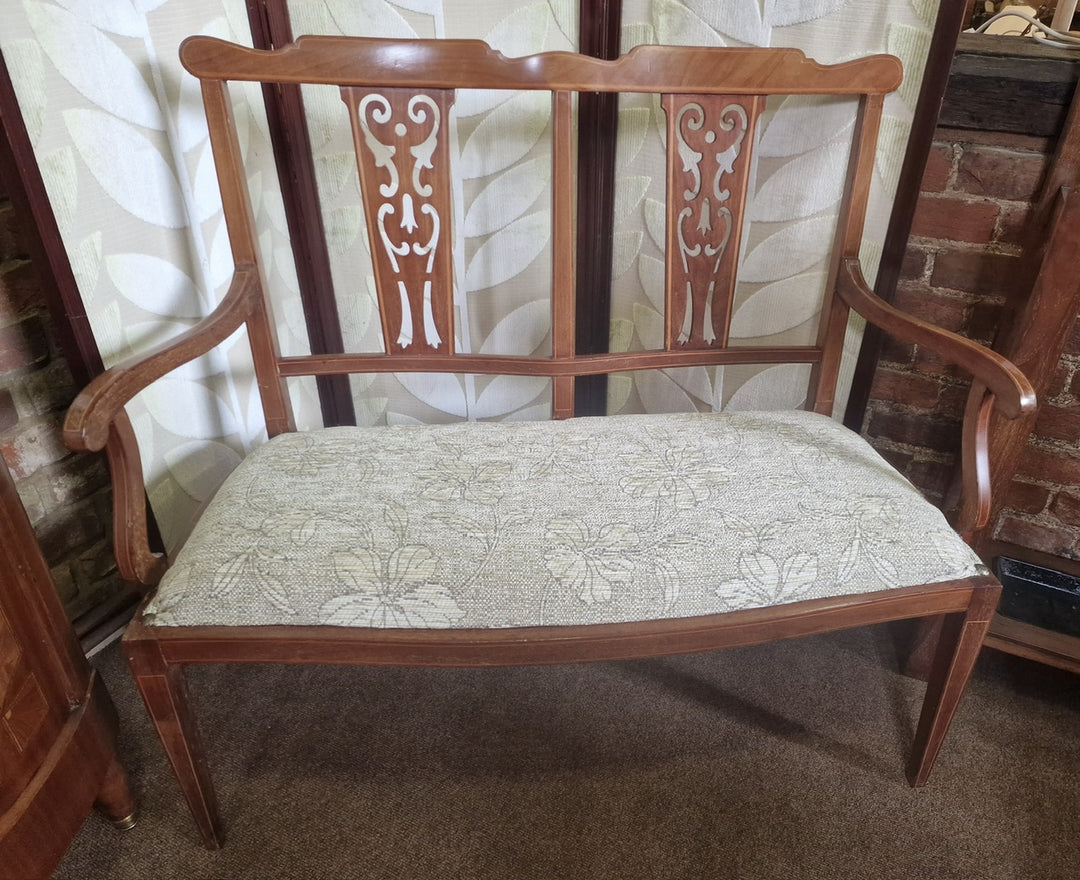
[663,93,762,350]
[341,86,455,355]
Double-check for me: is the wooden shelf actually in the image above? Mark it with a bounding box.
[985,614,1080,675]
[979,541,1080,674]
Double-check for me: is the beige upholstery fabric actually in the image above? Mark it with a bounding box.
[143,411,985,629]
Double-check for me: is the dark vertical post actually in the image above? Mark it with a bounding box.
[843,0,970,430]
[574,0,623,415]
[1,50,165,556]
[0,50,102,388]
[246,1,356,427]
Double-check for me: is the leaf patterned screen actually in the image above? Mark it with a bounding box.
[0,0,941,550]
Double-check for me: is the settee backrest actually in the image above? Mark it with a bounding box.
[179,36,902,433]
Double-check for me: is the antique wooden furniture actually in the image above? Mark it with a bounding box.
[63,36,1035,850]
[0,455,135,877]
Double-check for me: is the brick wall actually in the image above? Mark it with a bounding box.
[862,126,1080,561]
[0,180,123,621]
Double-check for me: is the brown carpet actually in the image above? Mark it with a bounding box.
[58,625,1080,880]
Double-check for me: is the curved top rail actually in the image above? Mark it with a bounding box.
[180,35,903,96]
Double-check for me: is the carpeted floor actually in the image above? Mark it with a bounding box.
[57,624,1080,880]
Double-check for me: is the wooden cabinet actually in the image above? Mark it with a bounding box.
[0,455,134,879]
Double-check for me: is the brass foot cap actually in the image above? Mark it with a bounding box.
[111,812,138,831]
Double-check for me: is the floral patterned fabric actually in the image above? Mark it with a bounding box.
[143,410,986,629]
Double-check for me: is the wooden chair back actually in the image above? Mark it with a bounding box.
[179,36,902,431]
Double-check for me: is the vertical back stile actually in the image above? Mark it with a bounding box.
[662,93,763,352]
[201,78,294,435]
[341,86,455,357]
[551,89,576,419]
[809,92,886,415]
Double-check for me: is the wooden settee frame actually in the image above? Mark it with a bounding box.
[63,36,1035,849]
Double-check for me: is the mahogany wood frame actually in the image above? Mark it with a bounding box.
[62,37,1035,850]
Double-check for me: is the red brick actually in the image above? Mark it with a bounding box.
[1065,316,1080,357]
[956,146,1048,202]
[72,535,118,587]
[869,367,942,410]
[938,127,1054,153]
[0,261,41,323]
[872,444,914,474]
[893,284,970,333]
[995,516,1080,558]
[913,348,966,382]
[1034,404,1080,443]
[0,203,25,261]
[33,496,106,565]
[995,202,1031,246]
[15,479,46,525]
[898,247,930,282]
[0,387,16,432]
[921,143,953,193]
[0,315,49,373]
[879,336,915,366]
[1002,480,1051,515]
[967,301,1004,345]
[910,195,999,243]
[937,380,974,418]
[1047,362,1073,398]
[0,414,68,479]
[1050,491,1080,528]
[1017,444,1080,486]
[931,250,1020,296]
[37,454,109,507]
[22,357,76,415]
[865,410,961,453]
[907,458,955,500]
[49,562,78,605]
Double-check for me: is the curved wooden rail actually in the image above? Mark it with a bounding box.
[838,257,1036,537]
[838,258,1036,419]
[180,35,903,96]
[63,268,260,454]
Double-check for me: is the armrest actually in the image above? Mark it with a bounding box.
[105,412,168,588]
[63,268,259,589]
[838,258,1036,537]
[63,267,260,453]
[838,258,1035,419]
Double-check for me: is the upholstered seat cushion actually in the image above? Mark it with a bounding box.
[142,410,985,629]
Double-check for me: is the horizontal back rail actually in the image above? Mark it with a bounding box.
[181,36,903,95]
[275,348,824,379]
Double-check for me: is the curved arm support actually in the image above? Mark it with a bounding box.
[839,259,1035,419]
[954,384,995,538]
[839,258,1036,538]
[106,412,167,588]
[63,268,260,453]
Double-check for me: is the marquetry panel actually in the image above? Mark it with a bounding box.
[0,606,52,812]
[341,86,455,356]
[663,93,763,351]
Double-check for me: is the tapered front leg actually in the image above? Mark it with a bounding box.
[125,636,224,849]
[906,584,1000,786]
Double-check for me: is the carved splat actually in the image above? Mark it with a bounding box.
[663,94,763,350]
[342,86,455,355]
